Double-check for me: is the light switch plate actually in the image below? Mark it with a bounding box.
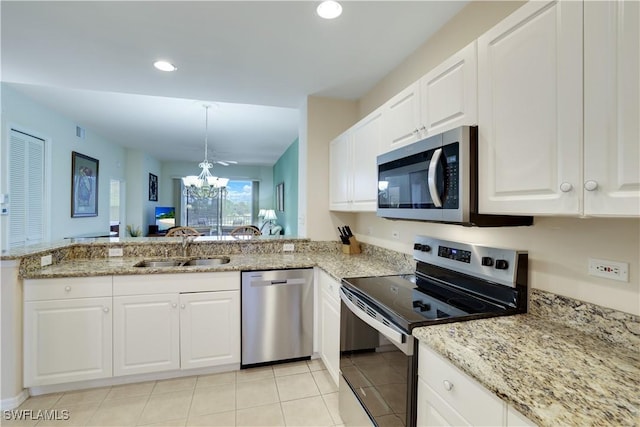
[283,243,295,252]
[109,247,124,257]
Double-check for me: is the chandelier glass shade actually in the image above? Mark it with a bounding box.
[182,105,229,200]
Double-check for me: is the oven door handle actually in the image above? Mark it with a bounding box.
[340,288,407,346]
[427,147,443,208]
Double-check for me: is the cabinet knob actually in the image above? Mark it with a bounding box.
[64,286,71,292]
[584,180,598,191]
[413,128,419,135]
[172,303,177,308]
[559,182,573,192]
[443,380,454,391]
[181,304,186,309]
[103,307,109,313]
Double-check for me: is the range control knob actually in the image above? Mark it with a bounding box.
[495,259,509,270]
[481,257,494,267]
[421,245,431,252]
[413,243,423,251]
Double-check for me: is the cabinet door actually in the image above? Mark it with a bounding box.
[383,81,422,151]
[329,132,352,211]
[478,0,583,215]
[113,294,180,376]
[319,289,340,386]
[180,291,240,370]
[351,109,383,211]
[24,297,112,387]
[584,0,640,216]
[421,41,478,137]
[417,377,470,427]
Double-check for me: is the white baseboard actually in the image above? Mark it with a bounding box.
[1,389,29,410]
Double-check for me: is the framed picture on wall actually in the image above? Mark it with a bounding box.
[149,173,158,201]
[276,182,284,212]
[71,151,99,217]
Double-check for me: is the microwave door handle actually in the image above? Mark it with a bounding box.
[428,148,443,207]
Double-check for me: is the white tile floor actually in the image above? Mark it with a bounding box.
[4,359,344,427]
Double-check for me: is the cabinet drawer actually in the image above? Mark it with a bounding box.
[419,343,504,426]
[24,276,112,301]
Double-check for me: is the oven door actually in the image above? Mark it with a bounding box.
[339,287,418,427]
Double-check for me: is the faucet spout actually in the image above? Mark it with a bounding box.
[181,235,195,257]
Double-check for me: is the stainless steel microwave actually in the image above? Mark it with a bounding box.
[377,126,532,226]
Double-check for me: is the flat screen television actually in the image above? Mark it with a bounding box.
[155,206,175,232]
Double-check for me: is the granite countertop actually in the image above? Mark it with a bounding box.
[21,251,415,281]
[413,306,640,426]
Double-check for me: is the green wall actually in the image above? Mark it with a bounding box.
[272,138,298,236]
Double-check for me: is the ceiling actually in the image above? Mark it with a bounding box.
[1,1,467,166]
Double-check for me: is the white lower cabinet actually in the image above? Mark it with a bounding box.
[23,277,113,387]
[317,270,341,386]
[113,293,181,376]
[417,342,536,427]
[180,291,240,369]
[113,273,241,376]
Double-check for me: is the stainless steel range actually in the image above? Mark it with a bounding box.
[338,236,528,427]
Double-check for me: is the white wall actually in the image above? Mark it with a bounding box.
[299,96,358,239]
[0,84,127,246]
[123,148,161,236]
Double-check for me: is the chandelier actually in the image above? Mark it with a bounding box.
[182,105,229,200]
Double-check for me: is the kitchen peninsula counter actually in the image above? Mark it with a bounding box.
[413,290,640,427]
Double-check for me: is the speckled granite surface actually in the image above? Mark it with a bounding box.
[413,289,640,427]
[18,240,415,280]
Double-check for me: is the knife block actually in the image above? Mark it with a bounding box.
[342,236,361,254]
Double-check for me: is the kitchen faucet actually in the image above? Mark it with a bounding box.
[181,235,196,257]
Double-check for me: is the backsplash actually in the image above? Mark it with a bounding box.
[530,289,640,353]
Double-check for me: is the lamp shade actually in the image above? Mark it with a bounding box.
[258,209,267,217]
[264,209,277,221]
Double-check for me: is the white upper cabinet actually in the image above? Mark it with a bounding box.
[382,41,478,153]
[478,0,583,216]
[329,108,382,212]
[383,82,422,150]
[583,0,640,216]
[420,41,478,137]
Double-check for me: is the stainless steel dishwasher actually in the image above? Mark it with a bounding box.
[241,269,314,367]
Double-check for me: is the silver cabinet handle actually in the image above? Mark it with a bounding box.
[103,307,109,313]
[64,286,71,292]
[443,380,453,391]
[584,180,598,191]
[560,182,573,192]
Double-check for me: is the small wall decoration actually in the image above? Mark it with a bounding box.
[71,151,99,217]
[149,173,158,201]
[276,182,285,212]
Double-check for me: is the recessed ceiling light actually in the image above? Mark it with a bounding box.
[153,60,177,72]
[317,1,342,19]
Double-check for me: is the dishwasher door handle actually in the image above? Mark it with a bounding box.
[249,278,307,287]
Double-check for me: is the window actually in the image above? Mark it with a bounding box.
[183,180,258,234]
[8,129,45,247]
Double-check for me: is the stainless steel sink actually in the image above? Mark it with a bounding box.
[134,259,182,268]
[183,257,231,266]
[133,257,230,268]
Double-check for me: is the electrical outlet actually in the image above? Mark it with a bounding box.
[392,230,400,239]
[588,258,629,282]
[40,254,52,267]
[109,247,124,257]
[283,243,295,252]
